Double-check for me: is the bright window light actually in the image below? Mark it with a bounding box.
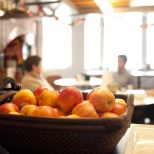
[130,0,154,7]
[42,17,72,70]
[94,0,114,16]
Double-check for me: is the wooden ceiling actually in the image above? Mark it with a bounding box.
[69,0,154,14]
[70,0,130,13]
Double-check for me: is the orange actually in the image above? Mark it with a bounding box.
[100,112,119,118]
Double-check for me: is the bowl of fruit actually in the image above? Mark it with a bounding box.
[0,78,134,154]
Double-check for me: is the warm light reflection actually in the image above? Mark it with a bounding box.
[130,0,154,7]
[0,10,5,17]
[94,0,114,16]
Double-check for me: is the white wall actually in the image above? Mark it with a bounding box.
[43,23,85,78]
[0,18,85,78]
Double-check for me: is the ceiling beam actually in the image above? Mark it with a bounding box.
[79,5,154,14]
[114,6,154,12]
[26,1,62,6]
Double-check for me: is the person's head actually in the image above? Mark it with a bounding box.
[23,55,42,74]
[118,55,127,70]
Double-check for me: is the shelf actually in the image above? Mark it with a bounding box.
[0,8,32,19]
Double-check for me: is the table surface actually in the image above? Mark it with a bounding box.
[54,77,102,87]
[131,70,154,77]
[83,70,154,77]
[119,89,154,106]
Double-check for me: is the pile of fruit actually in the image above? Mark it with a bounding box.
[0,86,127,118]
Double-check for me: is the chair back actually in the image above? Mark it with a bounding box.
[46,75,62,92]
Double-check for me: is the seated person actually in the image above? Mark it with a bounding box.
[113,55,137,90]
[21,55,54,92]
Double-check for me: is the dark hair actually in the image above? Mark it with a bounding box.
[23,55,41,71]
[118,55,127,63]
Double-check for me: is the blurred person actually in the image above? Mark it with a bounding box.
[21,55,54,92]
[112,55,137,90]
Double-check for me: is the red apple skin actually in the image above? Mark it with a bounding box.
[33,106,56,117]
[38,89,59,108]
[33,87,48,105]
[0,103,19,114]
[86,87,101,100]
[86,89,95,100]
[72,101,99,118]
[111,102,127,116]
[88,88,115,113]
[57,86,83,113]
[53,108,67,117]
[20,104,38,116]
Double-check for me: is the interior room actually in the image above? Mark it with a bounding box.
[1,0,154,85]
[1,0,154,153]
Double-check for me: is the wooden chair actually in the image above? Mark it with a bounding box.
[46,75,62,92]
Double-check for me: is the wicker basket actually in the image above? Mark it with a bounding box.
[0,93,134,154]
[0,77,135,154]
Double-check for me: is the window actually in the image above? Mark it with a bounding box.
[42,17,72,70]
[103,12,142,71]
[84,14,102,70]
[84,12,143,71]
[146,12,154,69]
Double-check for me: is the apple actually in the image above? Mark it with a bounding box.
[72,101,99,118]
[12,89,37,109]
[115,98,127,106]
[9,111,21,115]
[86,87,101,100]
[61,114,80,118]
[20,104,38,116]
[38,89,59,108]
[53,108,67,117]
[0,103,19,113]
[57,86,83,113]
[88,88,115,113]
[86,89,95,100]
[33,106,56,117]
[33,87,48,105]
[100,112,119,118]
[111,102,127,116]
